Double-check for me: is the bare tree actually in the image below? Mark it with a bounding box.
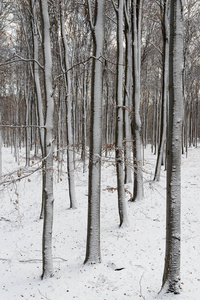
[124,0,132,184]
[40,0,54,279]
[60,0,77,209]
[112,0,129,227]
[154,0,169,181]
[161,0,183,294]
[84,0,106,264]
[130,0,143,202]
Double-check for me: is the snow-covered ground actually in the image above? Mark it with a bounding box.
[0,145,199,300]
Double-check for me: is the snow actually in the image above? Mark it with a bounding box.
[0,145,200,299]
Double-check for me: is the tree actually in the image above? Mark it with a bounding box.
[112,0,129,227]
[30,0,45,154]
[124,0,133,184]
[84,0,106,264]
[130,0,143,202]
[40,0,54,279]
[60,0,77,209]
[154,0,169,181]
[161,0,183,294]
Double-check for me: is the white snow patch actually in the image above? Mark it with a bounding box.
[0,145,199,299]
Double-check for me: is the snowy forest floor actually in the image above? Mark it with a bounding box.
[0,145,200,300]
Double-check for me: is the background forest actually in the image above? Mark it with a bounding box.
[0,0,200,299]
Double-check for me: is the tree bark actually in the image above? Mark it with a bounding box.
[84,0,106,264]
[124,0,132,184]
[130,0,143,202]
[60,0,77,209]
[40,0,54,279]
[113,0,129,227]
[30,0,45,219]
[162,0,183,294]
[154,0,169,181]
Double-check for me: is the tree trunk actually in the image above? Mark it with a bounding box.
[81,65,87,173]
[161,0,183,294]
[40,0,54,279]
[30,0,45,219]
[154,0,169,181]
[130,0,143,202]
[114,0,129,227]
[124,0,132,184]
[60,0,77,209]
[0,111,2,180]
[84,0,106,264]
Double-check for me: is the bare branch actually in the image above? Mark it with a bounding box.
[0,54,44,69]
[149,41,163,55]
[111,0,118,12]
[86,0,94,30]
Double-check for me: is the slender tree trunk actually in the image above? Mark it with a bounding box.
[25,77,31,167]
[162,0,183,294]
[14,96,19,163]
[0,111,2,180]
[40,0,54,279]
[81,65,87,173]
[154,0,169,181]
[84,0,106,264]
[30,0,45,219]
[60,0,77,209]
[113,0,129,227]
[30,0,44,152]
[124,0,132,184]
[130,0,143,202]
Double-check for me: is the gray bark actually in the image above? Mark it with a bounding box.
[40,0,54,279]
[31,0,45,152]
[0,111,2,180]
[30,0,45,219]
[84,0,106,264]
[25,85,31,167]
[60,0,77,209]
[154,0,169,181]
[113,0,129,227]
[81,65,87,173]
[130,0,143,202]
[124,0,132,184]
[162,0,183,294]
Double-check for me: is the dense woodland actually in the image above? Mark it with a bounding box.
[0,0,199,296]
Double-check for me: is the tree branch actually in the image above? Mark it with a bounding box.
[0,54,44,69]
[86,0,94,30]
[111,0,118,12]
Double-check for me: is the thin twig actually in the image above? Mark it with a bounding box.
[19,257,68,263]
[38,290,51,300]
[0,53,44,69]
[139,272,145,300]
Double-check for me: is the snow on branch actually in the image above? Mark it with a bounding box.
[0,53,44,69]
[0,164,42,191]
[56,55,122,79]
